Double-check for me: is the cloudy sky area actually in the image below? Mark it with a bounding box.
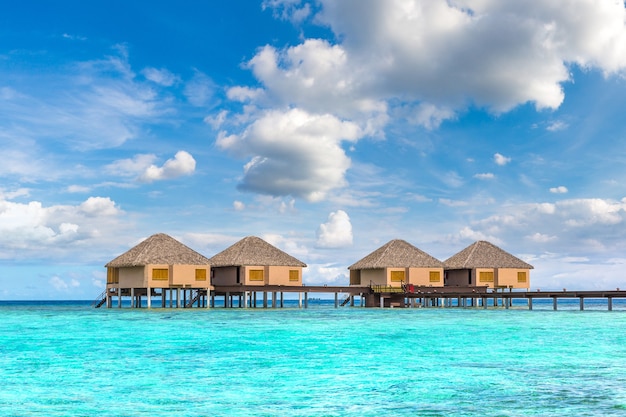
[2,0,626,299]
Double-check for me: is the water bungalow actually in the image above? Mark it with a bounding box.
[347,239,444,306]
[94,234,626,311]
[100,233,211,308]
[209,236,307,307]
[444,240,533,290]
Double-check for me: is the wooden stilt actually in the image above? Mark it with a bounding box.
[147,287,151,309]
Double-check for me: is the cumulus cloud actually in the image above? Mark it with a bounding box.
[139,151,196,182]
[233,201,245,211]
[494,153,511,166]
[0,195,126,261]
[217,108,361,201]
[550,185,568,194]
[221,0,626,201]
[316,210,353,248]
[461,197,626,260]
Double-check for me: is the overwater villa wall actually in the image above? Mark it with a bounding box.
[212,265,302,286]
[446,268,530,289]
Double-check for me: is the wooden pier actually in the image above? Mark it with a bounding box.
[94,284,626,310]
[369,286,626,310]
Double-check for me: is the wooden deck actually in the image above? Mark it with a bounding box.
[94,284,626,310]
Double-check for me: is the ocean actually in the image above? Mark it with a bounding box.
[1,300,626,416]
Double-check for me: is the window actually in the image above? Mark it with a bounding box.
[390,270,405,282]
[429,271,441,283]
[479,271,494,283]
[289,270,299,282]
[107,267,119,284]
[249,269,264,282]
[152,268,169,281]
[195,269,207,281]
[517,271,527,283]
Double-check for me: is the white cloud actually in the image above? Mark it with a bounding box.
[550,185,568,194]
[0,195,127,261]
[233,201,245,211]
[217,108,362,201]
[546,120,568,131]
[263,0,312,23]
[0,51,171,155]
[494,153,511,166]
[526,232,557,243]
[66,185,91,193]
[316,210,353,248]
[204,110,229,129]
[184,71,215,107]
[139,151,196,182]
[106,154,158,177]
[142,67,179,86]
[80,197,121,217]
[439,198,469,207]
[49,276,80,291]
[474,172,495,180]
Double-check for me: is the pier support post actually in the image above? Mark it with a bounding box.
[553,297,557,311]
[253,291,257,308]
[118,288,122,308]
[263,292,268,308]
[580,297,584,311]
[272,292,277,308]
[130,288,135,308]
[304,292,308,309]
[334,292,338,308]
[147,287,151,309]
[280,292,284,308]
[380,294,384,308]
[350,295,355,307]
[225,292,230,308]
[528,298,533,310]
[608,297,613,311]
[298,292,302,308]
[176,288,181,308]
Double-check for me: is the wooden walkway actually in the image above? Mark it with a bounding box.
[370,287,626,310]
[94,284,626,310]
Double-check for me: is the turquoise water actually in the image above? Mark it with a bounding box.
[1,302,626,416]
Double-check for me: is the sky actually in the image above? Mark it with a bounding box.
[2,0,626,299]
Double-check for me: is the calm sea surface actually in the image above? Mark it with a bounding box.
[1,300,626,416]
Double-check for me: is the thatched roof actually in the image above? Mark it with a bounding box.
[348,239,444,270]
[105,233,211,267]
[444,240,534,269]
[208,236,306,267]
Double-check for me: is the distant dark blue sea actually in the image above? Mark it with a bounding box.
[1,299,626,416]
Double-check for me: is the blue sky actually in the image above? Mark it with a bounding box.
[2,0,626,299]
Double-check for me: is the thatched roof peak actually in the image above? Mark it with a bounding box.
[209,236,306,267]
[348,239,443,270]
[444,240,534,269]
[105,233,210,268]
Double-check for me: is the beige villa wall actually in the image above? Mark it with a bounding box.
[146,264,171,287]
[116,266,145,288]
[171,264,211,287]
[361,269,387,286]
[242,265,267,286]
[212,266,239,285]
[496,268,530,289]
[408,267,444,287]
[267,265,302,286]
